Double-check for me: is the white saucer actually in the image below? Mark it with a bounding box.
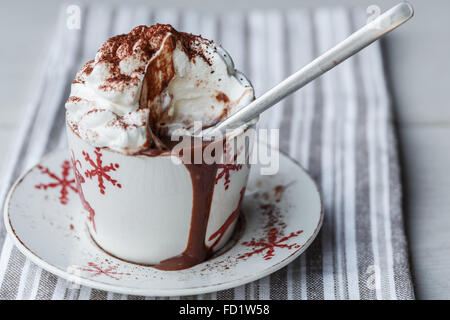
[4,149,322,297]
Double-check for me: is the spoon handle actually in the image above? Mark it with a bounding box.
[206,2,413,136]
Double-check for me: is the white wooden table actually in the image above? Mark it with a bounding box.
[1,0,449,299]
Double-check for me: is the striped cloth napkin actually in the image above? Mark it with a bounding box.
[0,4,414,300]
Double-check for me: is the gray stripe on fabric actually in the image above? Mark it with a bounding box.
[201,293,212,300]
[305,9,324,300]
[315,8,338,300]
[286,9,312,300]
[374,68,391,300]
[270,12,291,301]
[387,125,414,299]
[338,117,349,300]
[333,8,351,300]
[335,22,350,296]
[332,29,347,298]
[278,11,294,156]
[35,270,58,300]
[64,288,80,300]
[72,288,82,300]
[216,289,234,300]
[353,50,376,300]
[90,289,108,300]
[0,247,27,299]
[370,37,413,299]
[369,40,393,299]
[19,262,39,299]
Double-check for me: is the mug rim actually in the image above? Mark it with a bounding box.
[66,115,258,159]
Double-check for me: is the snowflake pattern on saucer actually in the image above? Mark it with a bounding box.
[35,160,77,205]
[75,262,131,280]
[238,183,303,260]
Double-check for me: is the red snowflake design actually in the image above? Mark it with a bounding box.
[82,148,122,195]
[71,151,97,232]
[215,143,244,190]
[208,187,246,250]
[76,262,130,280]
[238,228,304,260]
[238,184,303,260]
[35,160,77,205]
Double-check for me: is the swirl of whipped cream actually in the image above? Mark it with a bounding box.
[65,24,254,154]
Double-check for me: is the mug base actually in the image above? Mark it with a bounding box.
[86,214,246,270]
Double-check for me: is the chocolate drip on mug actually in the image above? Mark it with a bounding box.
[154,160,218,271]
[152,139,221,270]
[151,136,249,270]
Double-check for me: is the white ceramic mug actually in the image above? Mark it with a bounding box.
[67,118,256,266]
[66,42,256,268]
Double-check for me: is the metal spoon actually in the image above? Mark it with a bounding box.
[203,2,414,137]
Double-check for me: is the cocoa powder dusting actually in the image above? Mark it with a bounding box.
[80,24,213,93]
[67,96,82,103]
[273,182,295,203]
[216,91,230,103]
[75,24,217,149]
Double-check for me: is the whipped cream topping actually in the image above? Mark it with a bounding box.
[65,24,254,154]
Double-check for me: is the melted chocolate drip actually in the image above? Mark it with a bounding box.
[152,138,236,271]
[208,187,245,250]
[154,161,218,270]
[141,137,244,271]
